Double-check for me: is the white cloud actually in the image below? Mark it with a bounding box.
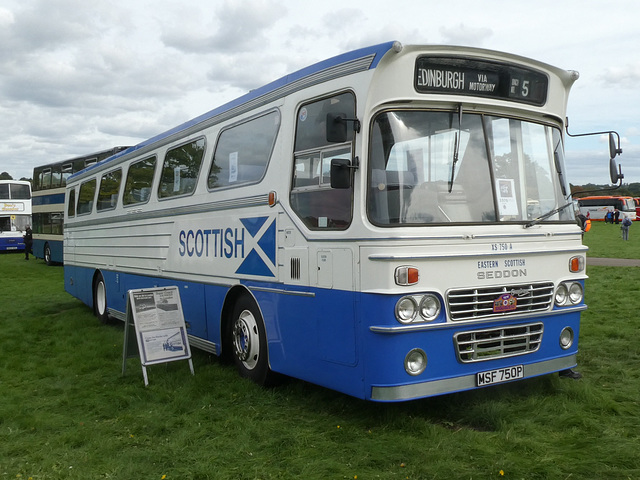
[439,23,493,47]
[0,0,638,183]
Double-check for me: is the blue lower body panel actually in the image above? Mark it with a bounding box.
[64,266,580,401]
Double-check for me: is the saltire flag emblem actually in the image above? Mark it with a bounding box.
[236,216,276,277]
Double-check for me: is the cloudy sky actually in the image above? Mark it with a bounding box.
[1,0,639,185]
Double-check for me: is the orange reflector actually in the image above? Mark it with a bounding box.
[569,256,584,273]
[268,191,277,206]
[395,266,419,286]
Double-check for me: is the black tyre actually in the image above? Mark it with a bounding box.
[93,272,110,324]
[228,294,274,386]
[44,243,52,266]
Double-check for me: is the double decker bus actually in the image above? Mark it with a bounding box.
[32,147,128,264]
[0,180,32,252]
[64,41,615,401]
[576,195,636,221]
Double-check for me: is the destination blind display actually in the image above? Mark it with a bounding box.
[415,56,548,106]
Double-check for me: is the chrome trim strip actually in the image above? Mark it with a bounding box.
[108,308,126,322]
[188,335,218,355]
[247,285,316,297]
[370,355,577,401]
[369,305,586,333]
[369,247,587,261]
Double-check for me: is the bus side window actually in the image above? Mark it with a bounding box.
[67,189,76,218]
[97,169,122,211]
[40,168,52,190]
[208,110,280,190]
[61,163,73,187]
[77,179,96,215]
[124,156,156,205]
[290,93,355,230]
[158,138,206,199]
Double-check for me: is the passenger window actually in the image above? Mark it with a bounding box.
[124,156,156,205]
[67,189,76,217]
[290,93,355,230]
[208,111,280,189]
[61,163,73,187]
[97,169,122,211]
[77,179,96,215]
[158,138,206,198]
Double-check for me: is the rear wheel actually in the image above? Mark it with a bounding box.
[44,243,52,265]
[93,272,109,324]
[228,294,274,386]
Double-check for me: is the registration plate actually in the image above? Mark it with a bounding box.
[477,365,524,386]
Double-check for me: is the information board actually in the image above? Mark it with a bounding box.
[122,286,194,386]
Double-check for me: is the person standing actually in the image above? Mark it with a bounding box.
[621,215,632,241]
[23,225,33,260]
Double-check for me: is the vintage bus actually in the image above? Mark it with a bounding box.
[0,180,32,252]
[64,41,611,401]
[32,147,128,264]
[576,195,636,222]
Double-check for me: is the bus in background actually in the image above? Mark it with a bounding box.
[32,147,128,264]
[64,42,620,401]
[576,196,636,222]
[0,180,32,252]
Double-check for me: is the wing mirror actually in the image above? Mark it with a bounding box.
[609,132,624,184]
[566,120,623,186]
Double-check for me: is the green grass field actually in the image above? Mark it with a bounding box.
[1,224,639,479]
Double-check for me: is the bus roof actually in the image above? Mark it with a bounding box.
[70,40,399,182]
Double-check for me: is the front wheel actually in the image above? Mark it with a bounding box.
[228,295,275,386]
[93,272,109,324]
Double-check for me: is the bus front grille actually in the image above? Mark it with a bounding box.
[447,282,554,321]
[454,322,543,363]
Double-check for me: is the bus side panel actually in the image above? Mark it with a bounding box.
[33,238,45,260]
[50,240,64,264]
[115,273,208,339]
[33,239,63,263]
[64,265,94,308]
[204,284,227,351]
[253,286,365,399]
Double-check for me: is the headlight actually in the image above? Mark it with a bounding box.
[419,295,441,321]
[395,294,442,324]
[555,284,568,306]
[395,296,417,323]
[568,282,583,304]
[555,282,584,307]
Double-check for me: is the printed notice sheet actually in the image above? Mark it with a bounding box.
[128,287,192,366]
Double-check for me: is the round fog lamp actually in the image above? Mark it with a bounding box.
[560,327,574,349]
[404,348,427,376]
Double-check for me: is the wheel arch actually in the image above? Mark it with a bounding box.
[220,285,261,361]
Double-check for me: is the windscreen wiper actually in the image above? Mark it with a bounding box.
[524,201,574,228]
[448,104,463,193]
